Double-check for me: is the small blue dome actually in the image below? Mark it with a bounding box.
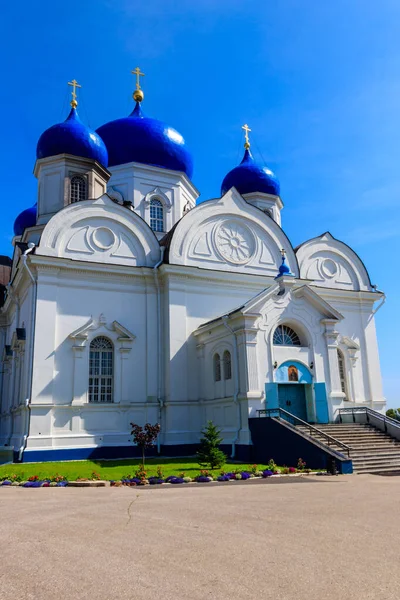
[14,204,37,236]
[36,107,108,167]
[96,102,193,177]
[276,252,294,278]
[221,148,280,197]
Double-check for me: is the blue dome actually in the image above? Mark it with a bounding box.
[14,204,37,236]
[221,148,280,196]
[96,102,193,177]
[36,107,108,167]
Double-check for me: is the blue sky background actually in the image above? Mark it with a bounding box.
[1,1,399,406]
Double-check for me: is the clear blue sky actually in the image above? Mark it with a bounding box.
[1,1,399,406]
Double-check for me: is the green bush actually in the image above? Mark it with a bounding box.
[197,421,227,469]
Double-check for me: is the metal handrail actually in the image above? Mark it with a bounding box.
[338,406,400,433]
[258,408,351,457]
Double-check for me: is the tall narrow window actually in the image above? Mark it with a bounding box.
[223,350,232,380]
[213,353,221,382]
[150,199,164,232]
[70,175,87,203]
[337,349,348,400]
[89,336,113,403]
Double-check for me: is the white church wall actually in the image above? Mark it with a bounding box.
[24,259,159,452]
[315,288,385,411]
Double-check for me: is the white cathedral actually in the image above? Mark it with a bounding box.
[0,74,386,463]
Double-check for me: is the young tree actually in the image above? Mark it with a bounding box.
[131,422,161,466]
[386,408,400,422]
[197,420,227,469]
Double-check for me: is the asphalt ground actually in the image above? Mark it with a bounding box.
[0,474,398,600]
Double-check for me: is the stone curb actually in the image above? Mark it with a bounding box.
[68,481,109,487]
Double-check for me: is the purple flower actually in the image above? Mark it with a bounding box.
[196,476,211,483]
[262,470,273,478]
[217,475,230,482]
[2,480,12,486]
[241,472,251,480]
[148,477,164,485]
[169,477,184,484]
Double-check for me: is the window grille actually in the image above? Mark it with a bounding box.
[337,350,347,399]
[70,175,87,203]
[89,336,113,403]
[273,325,301,346]
[213,353,221,382]
[223,350,232,380]
[150,199,164,232]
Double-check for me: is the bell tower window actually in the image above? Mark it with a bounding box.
[70,175,87,203]
[150,199,164,232]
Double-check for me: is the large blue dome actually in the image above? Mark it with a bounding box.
[96,102,193,177]
[36,107,108,167]
[14,204,37,236]
[221,148,280,197]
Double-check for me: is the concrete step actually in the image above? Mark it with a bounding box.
[352,456,400,465]
[294,421,400,474]
[354,466,400,474]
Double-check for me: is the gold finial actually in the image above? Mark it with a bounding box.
[131,66,145,102]
[242,123,251,149]
[68,79,81,108]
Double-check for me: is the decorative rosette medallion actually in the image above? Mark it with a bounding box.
[215,221,255,265]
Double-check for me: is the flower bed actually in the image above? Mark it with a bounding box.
[0,459,318,488]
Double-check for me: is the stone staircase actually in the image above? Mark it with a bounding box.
[295,422,400,474]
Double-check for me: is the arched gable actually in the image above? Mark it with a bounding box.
[167,188,299,277]
[36,194,161,267]
[295,232,373,291]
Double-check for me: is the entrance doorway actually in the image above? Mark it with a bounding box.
[278,384,307,421]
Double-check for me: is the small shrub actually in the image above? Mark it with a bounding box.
[183,476,192,483]
[50,473,67,483]
[297,458,306,471]
[135,464,148,481]
[156,466,164,479]
[90,471,101,481]
[248,464,259,475]
[28,475,39,482]
[235,473,242,480]
[281,467,290,475]
[288,467,297,474]
[254,470,263,477]
[267,459,278,472]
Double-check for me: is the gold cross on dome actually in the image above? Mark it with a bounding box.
[132,66,145,90]
[242,123,251,149]
[281,248,287,258]
[68,79,81,108]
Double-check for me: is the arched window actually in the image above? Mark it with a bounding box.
[89,336,113,403]
[70,175,87,203]
[150,199,164,232]
[337,349,348,400]
[213,353,221,382]
[273,325,301,346]
[223,350,232,380]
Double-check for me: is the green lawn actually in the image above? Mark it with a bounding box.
[0,458,275,481]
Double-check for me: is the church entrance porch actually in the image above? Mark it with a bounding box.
[278,384,307,422]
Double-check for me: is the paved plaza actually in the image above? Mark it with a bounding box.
[0,474,398,600]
